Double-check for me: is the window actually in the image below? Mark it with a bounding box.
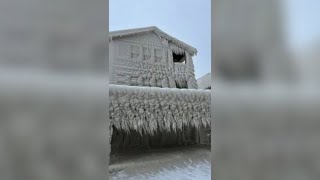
[175,79,188,89]
[155,49,162,62]
[131,45,139,58]
[143,47,151,60]
[173,52,186,63]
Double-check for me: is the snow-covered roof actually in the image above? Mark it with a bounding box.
[197,73,211,89]
[109,26,197,56]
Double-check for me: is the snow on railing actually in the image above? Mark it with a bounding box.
[110,84,211,135]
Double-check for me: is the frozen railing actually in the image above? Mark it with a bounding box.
[109,84,211,135]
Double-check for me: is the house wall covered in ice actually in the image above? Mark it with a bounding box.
[108,27,210,157]
[109,27,198,89]
[109,84,210,152]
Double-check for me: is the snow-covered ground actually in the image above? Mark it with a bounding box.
[112,160,210,180]
[110,147,211,180]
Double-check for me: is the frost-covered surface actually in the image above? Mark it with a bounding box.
[112,159,210,180]
[109,26,198,89]
[110,147,211,180]
[110,84,211,135]
[109,26,197,55]
[197,73,211,89]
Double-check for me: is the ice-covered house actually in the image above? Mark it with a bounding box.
[108,27,210,162]
[109,26,198,89]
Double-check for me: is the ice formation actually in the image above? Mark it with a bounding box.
[109,26,211,149]
[110,84,210,135]
[109,26,198,89]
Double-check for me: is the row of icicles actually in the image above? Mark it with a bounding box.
[110,85,211,135]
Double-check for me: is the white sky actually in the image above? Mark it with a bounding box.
[110,0,320,78]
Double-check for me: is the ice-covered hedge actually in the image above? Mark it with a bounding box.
[110,85,211,135]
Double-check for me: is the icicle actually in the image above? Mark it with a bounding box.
[109,84,210,135]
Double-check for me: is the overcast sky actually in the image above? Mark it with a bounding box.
[110,0,320,78]
[110,0,211,79]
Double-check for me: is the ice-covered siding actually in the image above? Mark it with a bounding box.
[109,84,210,135]
[109,30,198,89]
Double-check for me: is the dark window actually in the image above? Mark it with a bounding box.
[173,52,186,63]
[175,80,188,89]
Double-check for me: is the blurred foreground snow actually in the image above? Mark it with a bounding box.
[111,147,211,180]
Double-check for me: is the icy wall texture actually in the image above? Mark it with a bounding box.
[109,32,198,89]
[109,84,210,135]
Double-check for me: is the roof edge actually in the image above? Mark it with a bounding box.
[109,26,197,55]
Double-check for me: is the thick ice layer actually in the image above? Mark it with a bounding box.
[110,85,211,135]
